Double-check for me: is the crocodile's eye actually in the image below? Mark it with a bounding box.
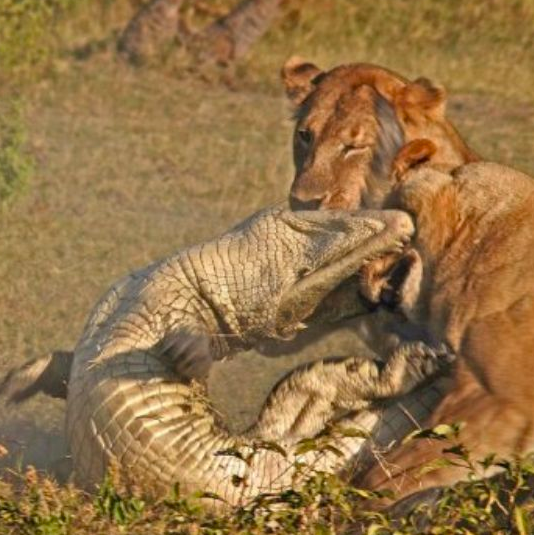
[341,143,370,159]
[297,266,312,278]
[297,129,313,147]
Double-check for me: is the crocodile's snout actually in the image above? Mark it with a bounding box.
[355,209,414,240]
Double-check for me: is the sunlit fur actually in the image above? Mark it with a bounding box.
[281,58,478,210]
[361,161,534,499]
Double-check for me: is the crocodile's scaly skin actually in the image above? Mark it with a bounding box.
[63,204,444,504]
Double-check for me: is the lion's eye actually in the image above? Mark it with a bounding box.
[297,129,313,146]
[341,144,370,158]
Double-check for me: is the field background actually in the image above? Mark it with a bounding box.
[0,0,533,480]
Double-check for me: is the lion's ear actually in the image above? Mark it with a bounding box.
[392,139,438,183]
[396,77,447,119]
[281,56,323,106]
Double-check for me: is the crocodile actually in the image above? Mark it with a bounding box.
[0,204,452,506]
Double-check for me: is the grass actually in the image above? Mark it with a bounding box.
[0,0,533,532]
[2,436,534,534]
[287,0,534,103]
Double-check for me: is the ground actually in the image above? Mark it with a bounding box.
[0,0,533,490]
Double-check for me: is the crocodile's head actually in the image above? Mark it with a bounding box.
[210,205,415,349]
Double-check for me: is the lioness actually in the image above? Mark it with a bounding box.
[281,58,481,354]
[282,59,534,497]
[359,159,534,497]
[282,57,479,210]
[281,58,480,352]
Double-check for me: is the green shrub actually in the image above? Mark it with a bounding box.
[94,473,145,526]
[0,0,78,79]
[0,101,34,205]
[2,430,534,534]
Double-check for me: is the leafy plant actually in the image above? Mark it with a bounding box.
[0,466,71,535]
[94,472,145,526]
[1,437,534,534]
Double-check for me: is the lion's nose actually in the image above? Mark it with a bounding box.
[289,175,328,211]
[289,194,322,211]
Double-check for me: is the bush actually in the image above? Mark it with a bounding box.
[0,0,78,79]
[2,431,534,534]
[0,101,34,205]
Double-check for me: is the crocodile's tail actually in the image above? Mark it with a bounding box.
[0,350,73,403]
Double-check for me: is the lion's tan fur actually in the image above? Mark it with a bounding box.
[281,58,478,210]
[282,58,534,498]
[360,162,534,497]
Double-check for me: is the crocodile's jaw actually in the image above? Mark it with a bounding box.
[274,209,414,339]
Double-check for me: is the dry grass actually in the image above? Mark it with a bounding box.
[0,0,533,491]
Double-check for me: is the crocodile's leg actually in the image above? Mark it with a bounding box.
[252,342,455,443]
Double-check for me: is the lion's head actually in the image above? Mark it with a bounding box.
[282,58,479,210]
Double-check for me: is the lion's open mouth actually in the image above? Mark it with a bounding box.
[308,240,415,324]
[358,248,423,315]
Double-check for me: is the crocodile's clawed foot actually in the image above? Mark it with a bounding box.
[333,341,455,408]
[415,341,456,373]
[389,341,456,386]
